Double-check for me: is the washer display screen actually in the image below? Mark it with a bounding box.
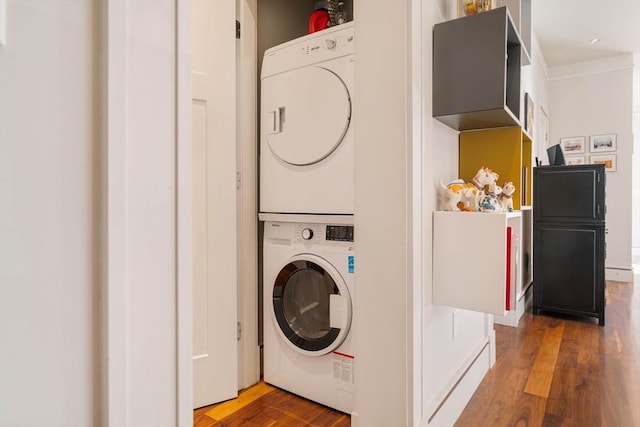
[326,225,354,242]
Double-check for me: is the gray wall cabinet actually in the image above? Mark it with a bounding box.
[432,7,522,131]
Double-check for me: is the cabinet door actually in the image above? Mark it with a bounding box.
[434,211,521,316]
[534,224,604,317]
[533,165,605,223]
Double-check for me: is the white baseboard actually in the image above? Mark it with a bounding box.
[423,343,491,427]
[605,267,634,283]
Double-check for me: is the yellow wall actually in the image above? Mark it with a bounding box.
[459,126,532,210]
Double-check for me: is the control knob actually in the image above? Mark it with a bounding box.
[301,228,314,240]
[326,39,337,49]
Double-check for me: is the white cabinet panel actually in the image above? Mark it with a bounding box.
[433,211,522,316]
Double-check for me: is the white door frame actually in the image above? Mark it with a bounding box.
[106,1,192,426]
[236,0,260,390]
[106,1,259,425]
[177,0,193,423]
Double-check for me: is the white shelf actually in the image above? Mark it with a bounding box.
[433,211,522,316]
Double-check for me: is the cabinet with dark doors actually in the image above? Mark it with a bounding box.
[533,165,606,325]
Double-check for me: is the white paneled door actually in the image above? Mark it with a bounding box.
[192,0,238,409]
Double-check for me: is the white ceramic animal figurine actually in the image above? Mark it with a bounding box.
[440,167,498,212]
[498,181,516,212]
[480,181,503,212]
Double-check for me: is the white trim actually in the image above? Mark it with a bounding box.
[412,0,425,425]
[548,54,635,81]
[258,213,354,224]
[0,0,7,46]
[425,339,490,423]
[176,0,193,424]
[423,342,491,427]
[106,0,129,425]
[605,267,634,283]
[237,0,260,390]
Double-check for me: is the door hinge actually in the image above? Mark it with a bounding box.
[236,172,241,190]
[237,322,242,341]
[236,20,240,39]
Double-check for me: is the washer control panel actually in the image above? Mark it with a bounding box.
[295,224,354,243]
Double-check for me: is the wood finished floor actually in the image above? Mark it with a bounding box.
[456,280,640,427]
[195,280,639,427]
[194,381,350,426]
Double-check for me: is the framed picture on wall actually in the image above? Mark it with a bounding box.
[590,154,617,172]
[566,155,586,166]
[589,134,617,153]
[524,93,534,136]
[560,136,586,154]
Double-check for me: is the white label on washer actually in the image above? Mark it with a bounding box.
[333,352,355,384]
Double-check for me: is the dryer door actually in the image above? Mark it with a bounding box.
[272,254,352,356]
[261,66,351,166]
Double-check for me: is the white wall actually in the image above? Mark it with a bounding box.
[354,1,506,425]
[0,2,100,426]
[522,35,551,162]
[419,3,494,425]
[548,58,634,272]
[353,1,413,425]
[0,2,187,426]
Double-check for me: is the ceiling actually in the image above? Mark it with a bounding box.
[532,0,640,68]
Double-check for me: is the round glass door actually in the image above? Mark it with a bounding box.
[272,254,351,356]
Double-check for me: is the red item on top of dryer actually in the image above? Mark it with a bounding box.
[308,9,330,34]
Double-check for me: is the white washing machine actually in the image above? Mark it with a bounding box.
[262,214,355,413]
[260,23,354,215]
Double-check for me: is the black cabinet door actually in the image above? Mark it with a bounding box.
[533,224,605,325]
[533,165,606,223]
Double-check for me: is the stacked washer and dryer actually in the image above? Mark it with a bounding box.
[259,22,355,414]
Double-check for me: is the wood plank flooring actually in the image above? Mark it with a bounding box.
[195,280,640,426]
[194,381,350,426]
[456,280,640,427]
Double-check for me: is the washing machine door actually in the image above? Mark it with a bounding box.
[272,254,352,356]
[261,66,351,166]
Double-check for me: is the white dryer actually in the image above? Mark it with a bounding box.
[260,23,354,215]
[262,215,355,413]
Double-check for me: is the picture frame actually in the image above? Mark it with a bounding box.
[590,154,617,172]
[566,155,586,166]
[524,93,534,136]
[589,134,617,153]
[560,136,586,154]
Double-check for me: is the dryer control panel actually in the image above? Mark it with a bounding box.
[261,22,354,79]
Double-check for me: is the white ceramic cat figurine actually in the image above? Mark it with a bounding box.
[498,181,516,212]
[440,167,498,212]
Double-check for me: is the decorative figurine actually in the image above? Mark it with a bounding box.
[480,181,503,212]
[440,166,498,212]
[498,181,516,212]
